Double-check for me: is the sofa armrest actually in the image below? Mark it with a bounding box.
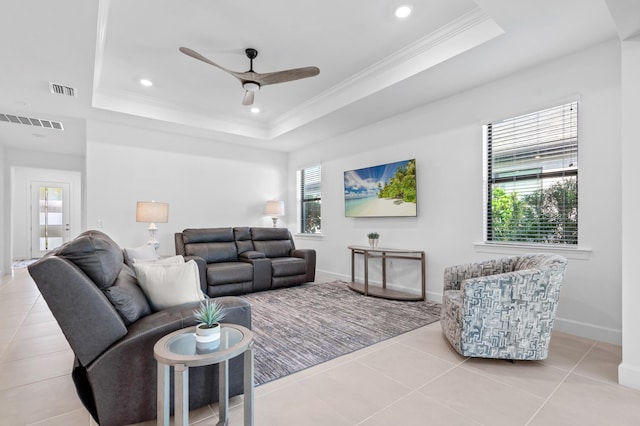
[183,255,207,292]
[443,257,517,291]
[292,249,316,282]
[240,256,272,292]
[239,251,266,260]
[87,297,251,425]
[28,256,127,367]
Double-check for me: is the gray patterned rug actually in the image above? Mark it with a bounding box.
[241,281,441,385]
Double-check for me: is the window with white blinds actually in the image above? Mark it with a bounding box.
[297,165,321,234]
[486,102,578,245]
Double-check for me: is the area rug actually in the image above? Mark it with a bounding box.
[241,281,441,385]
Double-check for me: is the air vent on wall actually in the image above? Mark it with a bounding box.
[0,113,64,130]
[49,82,77,97]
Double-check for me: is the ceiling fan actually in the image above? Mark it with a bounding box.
[179,47,320,106]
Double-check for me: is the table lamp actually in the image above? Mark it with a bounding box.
[136,201,169,250]
[264,200,285,227]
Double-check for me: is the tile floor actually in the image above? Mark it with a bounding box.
[2,268,640,425]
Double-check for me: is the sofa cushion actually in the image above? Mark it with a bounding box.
[133,259,204,311]
[253,240,292,258]
[271,257,308,277]
[185,242,239,263]
[207,262,253,285]
[103,264,151,325]
[234,227,254,255]
[57,230,123,290]
[182,228,234,244]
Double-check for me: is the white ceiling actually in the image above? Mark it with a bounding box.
[0,0,622,155]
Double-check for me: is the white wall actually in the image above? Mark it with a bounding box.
[290,40,622,344]
[620,36,640,389]
[0,144,5,275]
[86,121,288,256]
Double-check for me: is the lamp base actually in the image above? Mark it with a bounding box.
[271,217,278,228]
[146,223,160,251]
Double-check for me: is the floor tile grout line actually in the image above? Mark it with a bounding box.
[354,361,465,426]
[0,290,42,362]
[524,340,599,426]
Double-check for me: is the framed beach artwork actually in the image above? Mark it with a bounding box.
[344,159,417,217]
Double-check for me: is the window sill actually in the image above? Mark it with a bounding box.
[294,233,324,240]
[474,242,592,260]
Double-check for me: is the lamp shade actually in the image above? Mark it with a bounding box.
[264,200,285,216]
[136,201,169,223]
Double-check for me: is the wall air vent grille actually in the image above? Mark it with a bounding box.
[49,82,77,97]
[0,113,64,130]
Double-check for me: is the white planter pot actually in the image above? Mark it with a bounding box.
[195,323,221,344]
[368,238,378,248]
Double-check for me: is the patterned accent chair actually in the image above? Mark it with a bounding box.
[440,254,568,360]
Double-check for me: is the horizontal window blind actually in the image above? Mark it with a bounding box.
[298,165,322,234]
[486,102,578,244]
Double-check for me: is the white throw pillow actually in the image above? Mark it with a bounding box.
[124,244,160,264]
[133,259,203,311]
[134,255,185,265]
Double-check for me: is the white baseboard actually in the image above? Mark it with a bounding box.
[316,269,619,344]
[553,317,621,345]
[619,362,640,391]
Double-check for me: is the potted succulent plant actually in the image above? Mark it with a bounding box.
[193,298,227,345]
[367,232,379,248]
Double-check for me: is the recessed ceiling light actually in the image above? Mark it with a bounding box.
[395,5,412,18]
[140,79,153,87]
[250,107,260,114]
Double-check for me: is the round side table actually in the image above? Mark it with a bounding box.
[154,323,254,426]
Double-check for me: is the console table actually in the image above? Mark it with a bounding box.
[347,246,426,301]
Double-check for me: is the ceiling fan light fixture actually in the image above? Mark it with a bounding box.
[395,5,412,18]
[243,82,260,92]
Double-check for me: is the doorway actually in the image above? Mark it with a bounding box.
[30,181,71,258]
[11,167,82,264]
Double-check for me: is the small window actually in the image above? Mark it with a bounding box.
[485,102,578,245]
[296,165,322,234]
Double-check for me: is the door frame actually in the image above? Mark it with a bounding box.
[30,181,72,258]
[10,167,82,261]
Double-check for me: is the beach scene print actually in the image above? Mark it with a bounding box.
[344,159,416,217]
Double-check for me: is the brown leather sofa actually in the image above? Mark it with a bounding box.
[28,230,252,426]
[175,227,316,297]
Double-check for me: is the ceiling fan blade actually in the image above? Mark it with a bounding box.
[179,47,238,76]
[253,67,320,86]
[242,90,255,105]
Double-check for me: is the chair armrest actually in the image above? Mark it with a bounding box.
[443,257,517,291]
[183,255,207,292]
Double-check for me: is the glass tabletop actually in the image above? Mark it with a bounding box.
[167,326,244,356]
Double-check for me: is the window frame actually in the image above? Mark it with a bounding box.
[296,164,322,235]
[484,102,579,246]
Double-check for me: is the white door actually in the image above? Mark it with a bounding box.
[31,181,71,258]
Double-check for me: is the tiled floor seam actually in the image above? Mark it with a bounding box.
[523,340,599,426]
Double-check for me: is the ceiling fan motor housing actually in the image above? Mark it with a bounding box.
[243,82,260,92]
